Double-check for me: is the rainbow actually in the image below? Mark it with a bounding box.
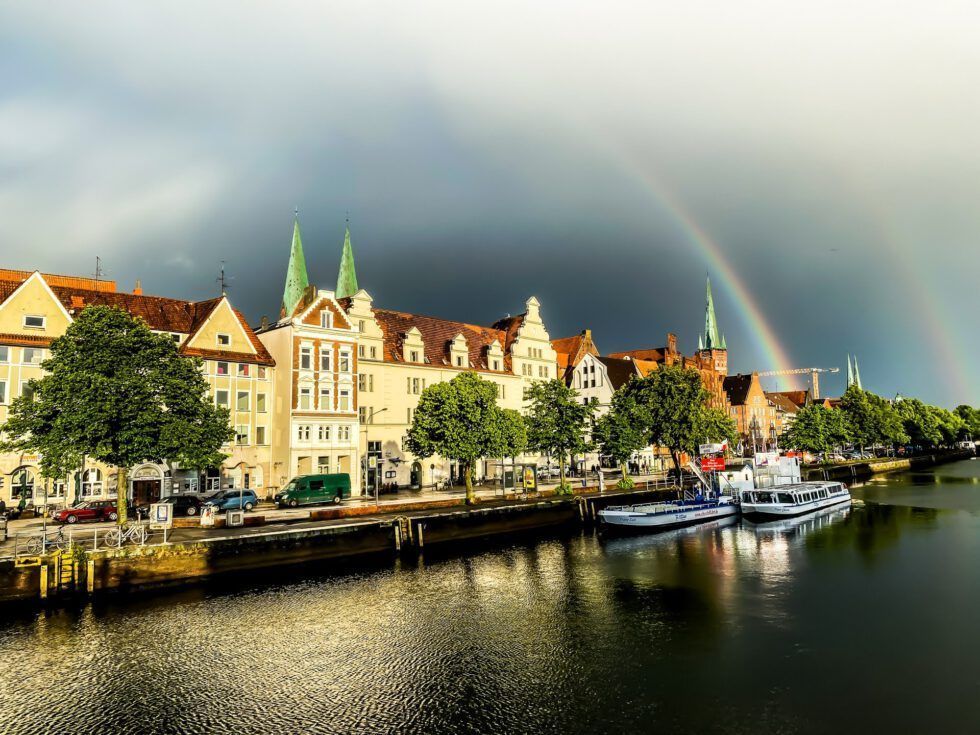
[614,158,798,387]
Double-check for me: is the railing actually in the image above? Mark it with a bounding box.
[10,521,159,559]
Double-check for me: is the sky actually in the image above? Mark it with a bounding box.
[1,1,977,406]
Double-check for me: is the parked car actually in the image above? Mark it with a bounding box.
[53,501,118,525]
[204,490,259,512]
[159,495,203,517]
[274,474,351,508]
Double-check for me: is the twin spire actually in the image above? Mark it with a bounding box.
[846,354,863,390]
[280,211,359,317]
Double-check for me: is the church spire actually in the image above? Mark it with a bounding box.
[702,275,723,350]
[281,213,309,317]
[853,355,863,390]
[335,218,359,300]
[846,354,854,388]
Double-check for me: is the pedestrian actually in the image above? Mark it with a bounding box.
[0,497,6,516]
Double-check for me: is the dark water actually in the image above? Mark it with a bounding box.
[2,461,979,735]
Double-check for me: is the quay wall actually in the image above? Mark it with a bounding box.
[802,450,973,482]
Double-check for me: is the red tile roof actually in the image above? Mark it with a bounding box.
[607,347,667,362]
[0,272,274,366]
[372,308,512,373]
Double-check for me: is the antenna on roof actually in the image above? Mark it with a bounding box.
[93,256,106,284]
[217,261,233,297]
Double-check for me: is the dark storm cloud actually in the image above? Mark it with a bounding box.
[1,1,977,405]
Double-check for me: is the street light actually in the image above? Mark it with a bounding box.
[361,407,388,507]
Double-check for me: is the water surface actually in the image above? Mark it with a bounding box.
[1,460,979,734]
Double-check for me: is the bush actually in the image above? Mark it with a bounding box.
[554,482,575,496]
[616,477,635,490]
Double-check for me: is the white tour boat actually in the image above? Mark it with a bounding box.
[739,481,851,519]
[599,495,739,531]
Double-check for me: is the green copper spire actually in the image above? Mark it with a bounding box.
[335,221,359,300]
[281,215,309,317]
[853,355,863,390]
[846,354,854,387]
[702,275,723,350]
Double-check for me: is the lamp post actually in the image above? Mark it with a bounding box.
[361,407,388,507]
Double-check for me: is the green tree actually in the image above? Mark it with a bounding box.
[839,386,908,450]
[954,405,980,440]
[781,404,851,461]
[895,398,942,448]
[524,379,596,492]
[593,390,647,485]
[487,408,528,466]
[1,306,234,525]
[929,406,965,447]
[623,365,737,473]
[404,372,505,504]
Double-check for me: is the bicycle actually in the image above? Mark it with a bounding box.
[103,521,148,547]
[24,527,71,556]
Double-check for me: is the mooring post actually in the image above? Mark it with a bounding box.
[40,565,48,600]
[417,522,424,548]
[394,524,402,551]
[87,560,95,594]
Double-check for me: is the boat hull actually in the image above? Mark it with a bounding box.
[741,494,851,519]
[599,502,738,533]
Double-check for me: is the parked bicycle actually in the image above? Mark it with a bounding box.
[24,526,71,556]
[103,522,148,547]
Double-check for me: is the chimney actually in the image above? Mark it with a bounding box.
[133,279,143,295]
[260,316,270,330]
[667,332,678,354]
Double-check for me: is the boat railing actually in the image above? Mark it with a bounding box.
[606,500,725,516]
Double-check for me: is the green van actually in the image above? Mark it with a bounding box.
[274,473,352,508]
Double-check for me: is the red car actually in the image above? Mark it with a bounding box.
[53,501,119,525]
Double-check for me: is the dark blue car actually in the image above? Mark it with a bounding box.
[204,489,259,512]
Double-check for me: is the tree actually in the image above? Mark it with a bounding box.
[623,364,737,473]
[524,379,596,491]
[487,408,528,467]
[839,386,908,450]
[404,372,505,504]
[781,404,851,461]
[1,306,234,524]
[955,405,980,440]
[895,398,942,448]
[593,390,647,485]
[929,406,965,447]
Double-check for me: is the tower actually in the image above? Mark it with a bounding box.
[335,220,359,300]
[846,354,854,388]
[281,215,309,317]
[853,355,863,390]
[699,275,728,374]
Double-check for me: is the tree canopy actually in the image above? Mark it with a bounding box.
[839,385,908,449]
[592,389,647,483]
[404,371,508,503]
[524,379,596,490]
[1,305,234,523]
[780,403,851,459]
[621,364,737,472]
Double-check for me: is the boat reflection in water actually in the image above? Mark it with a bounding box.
[742,503,852,541]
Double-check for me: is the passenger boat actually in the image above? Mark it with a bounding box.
[599,495,738,531]
[739,481,851,519]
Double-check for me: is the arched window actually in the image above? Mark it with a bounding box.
[79,469,103,497]
[11,468,36,500]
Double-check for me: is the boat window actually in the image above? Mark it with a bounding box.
[777,493,794,503]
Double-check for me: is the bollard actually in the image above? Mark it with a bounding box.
[394,524,402,551]
[87,560,95,594]
[40,565,48,600]
[417,522,424,548]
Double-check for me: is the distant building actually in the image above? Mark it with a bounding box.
[724,373,782,451]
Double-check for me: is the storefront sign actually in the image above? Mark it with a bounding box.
[701,457,725,472]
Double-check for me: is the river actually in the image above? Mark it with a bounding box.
[1,460,978,734]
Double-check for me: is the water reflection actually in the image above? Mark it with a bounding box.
[1,461,979,734]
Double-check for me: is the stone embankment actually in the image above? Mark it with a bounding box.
[802,449,973,482]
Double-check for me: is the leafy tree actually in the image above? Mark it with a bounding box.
[1,306,234,524]
[839,386,908,450]
[895,398,942,448]
[487,408,528,465]
[929,406,965,447]
[405,372,505,504]
[954,405,980,440]
[593,390,647,484]
[623,365,737,473]
[781,404,851,461]
[524,379,596,491]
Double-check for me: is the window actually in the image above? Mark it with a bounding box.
[237,363,250,377]
[216,361,229,376]
[172,334,182,345]
[320,310,332,328]
[320,350,332,372]
[407,407,414,424]
[297,425,310,441]
[21,382,35,402]
[339,352,351,373]
[318,425,331,441]
[215,390,229,407]
[497,384,505,400]
[216,333,231,346]
[298,387,312,410]
[370,346,377,359]
[338,389,350,411]
[0,380,5,404]
[408,377,426,395]
[80,469,103,497]
[358,319,365,332]
[23,315,45,329]
[319,387,332,410]
[338,425,351,442]
[300,346,312,370]
[359,373,374,392]
[22,348,43,365]
[256,393,267,412]
[236,391,249,411]
[235,425,249,445]
[359,406,367,423]
[358,345,365,358]
[257,366,267,379]
[456,355,464,367]
[255,426,267,445]
[410,350,420,363]
[492,359,500,371]
[0,346,7,362]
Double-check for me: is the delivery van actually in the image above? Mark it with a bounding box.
[274,474,351,508]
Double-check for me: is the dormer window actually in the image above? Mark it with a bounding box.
[320,311,332,328]
[410,350,420,363]
[456,355,465,367]
[216,333,231,346]
[23,315,45,329]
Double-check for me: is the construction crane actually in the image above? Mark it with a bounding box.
[756,367,839,400]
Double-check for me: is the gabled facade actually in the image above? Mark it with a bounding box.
[723,373,783,450]
[0,269,275,506]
